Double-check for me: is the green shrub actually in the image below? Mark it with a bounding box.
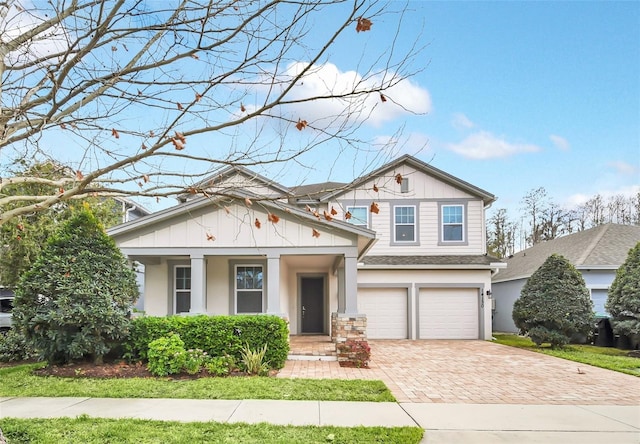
[606,242,640,337]
[240,343,269,375]
[146,333,187,376]
[125,315,289,368]
[512,254,593,347]
[183,348,208,375]
[204,356,235,376]
[0,329,39,362]
[12,208,138,365]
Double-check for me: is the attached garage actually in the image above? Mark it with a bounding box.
[358,287,408,339]
[418,288,480,339]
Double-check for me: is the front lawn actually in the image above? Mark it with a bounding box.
[0,363,395,402]
[493,334,640,376]
[1,417,424,444]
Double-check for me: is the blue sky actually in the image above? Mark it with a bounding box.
[283,0,639,217]
[5,1,638,219]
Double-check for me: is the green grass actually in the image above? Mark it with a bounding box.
[493,334,640,376]
[0,363,395,402]
[1,417,424,444]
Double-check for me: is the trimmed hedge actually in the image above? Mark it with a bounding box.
[124,315,289,369]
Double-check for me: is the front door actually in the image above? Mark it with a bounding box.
[300,276,324,333]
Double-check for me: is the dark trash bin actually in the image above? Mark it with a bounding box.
[595,318,614,347]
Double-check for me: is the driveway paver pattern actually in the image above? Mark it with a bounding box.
[278,340,640,405]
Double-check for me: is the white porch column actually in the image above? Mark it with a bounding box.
[189,255,207,314]
[337,267,346,313]
[266,255,281,314]
[344,254,359,314]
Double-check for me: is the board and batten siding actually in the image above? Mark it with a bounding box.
[116,202,357,249]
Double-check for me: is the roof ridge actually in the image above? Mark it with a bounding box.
[575,224,608,265]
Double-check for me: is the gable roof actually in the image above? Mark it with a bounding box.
[107,187,376,242]
[178,164,292,202]
[322,154,497,206]
[493,223,640,283]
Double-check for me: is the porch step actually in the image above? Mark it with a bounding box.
[287,354,337,361]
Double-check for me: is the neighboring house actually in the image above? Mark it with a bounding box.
[492,223,640,333]
[107,155,505,340]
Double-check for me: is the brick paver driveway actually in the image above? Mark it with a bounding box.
[278,340,640,405]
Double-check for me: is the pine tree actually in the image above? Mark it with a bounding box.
[513,254,593,347]
[606,242,640,337]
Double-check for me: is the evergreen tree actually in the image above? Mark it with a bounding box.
[12,207,138,364]
[513,254,593,347]
[606,242,640,337]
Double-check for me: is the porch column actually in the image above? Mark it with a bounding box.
[266,255,281,314]
[337,267,346,313]
[189,255,207,314]
[343,254,359,314]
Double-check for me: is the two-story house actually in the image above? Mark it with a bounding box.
[108,155,505,341]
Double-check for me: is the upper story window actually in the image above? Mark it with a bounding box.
[394,205,416,242]
[441,204,464,242]
[346,206,368,227]
[235,265,263,313]
[174,266,191,314]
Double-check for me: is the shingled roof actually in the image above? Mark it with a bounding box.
[361,255,501,267]
[493,223,640,283]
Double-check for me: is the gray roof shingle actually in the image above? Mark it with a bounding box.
[493,223,640,282]
[361,255,500,267]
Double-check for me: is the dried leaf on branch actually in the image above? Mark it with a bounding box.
[111,128,120,139]
[206,232,215,241]
[356,17,372,32]
[395,173,403,184]
[370,202,379,214]
[295,119,308,131]
[312,228,321,238]
[268,213,280,223]
[254,218,261,229]
[330,206,338,216]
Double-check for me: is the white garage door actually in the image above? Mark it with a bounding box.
[418,288,479,339]
[358,288,408,339]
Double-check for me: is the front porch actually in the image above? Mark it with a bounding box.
[288,335,337,360]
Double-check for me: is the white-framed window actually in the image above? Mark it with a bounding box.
[174,266,191,314]
[394,205,416,242]
[346,206,368,227]
[235,265,263,313]
[442,205,464,242]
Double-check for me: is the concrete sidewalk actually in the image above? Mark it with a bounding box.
[1,397,639,443]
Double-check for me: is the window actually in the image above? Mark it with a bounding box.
[346,206,368,227]
[235,265,263,313]
[394,206,415,242]
[174,266,191,314]
[442,205,464,241]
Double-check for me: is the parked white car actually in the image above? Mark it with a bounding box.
[0,295,14,331]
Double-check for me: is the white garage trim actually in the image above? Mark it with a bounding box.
[358,286,410,339]
[417,285,483,340]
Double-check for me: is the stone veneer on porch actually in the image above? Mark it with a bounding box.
[330,312,367,343]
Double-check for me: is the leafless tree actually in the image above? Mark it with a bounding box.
[487,208,517,258]
[0,0,426,225]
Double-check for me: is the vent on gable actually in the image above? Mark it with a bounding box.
[401,178,409,193]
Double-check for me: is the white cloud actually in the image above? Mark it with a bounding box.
[549,134,570,151]
[447,131,542,159]
[565,184,640,208]
[2,2,70,65]
[373,132,431,157]
[265,62,431,128]
[451,113,475,130]
[608,160,637,175]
